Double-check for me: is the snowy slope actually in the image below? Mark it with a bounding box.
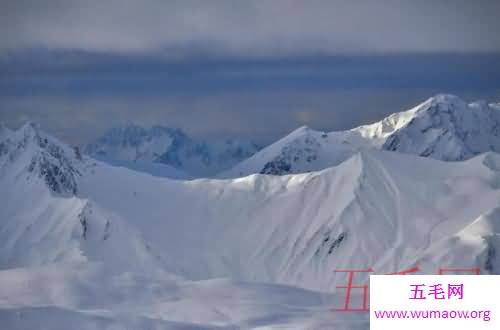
[98,158,192,180]
[0,123,176,277]
[222,94,500,177]
[85,124,261,177]
[2,123,500,282]
[77,150,500,287]
[2,122,500,329]
[0,263,368,330]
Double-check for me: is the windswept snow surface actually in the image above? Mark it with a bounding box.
[96,158,193,180]
[0,263,370,330]
[222,94,500,177]
[2,105,500,328]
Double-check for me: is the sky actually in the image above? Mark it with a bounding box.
[1,0,500,145]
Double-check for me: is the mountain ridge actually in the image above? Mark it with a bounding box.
[1,117,500,328]
[221,94,500,177]
[2,122,499,285]
[85,124,261,177]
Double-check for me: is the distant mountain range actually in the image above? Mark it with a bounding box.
[85,124,261,177]
[83,94,500,179]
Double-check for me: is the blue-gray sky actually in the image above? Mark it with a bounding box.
[1,0,500,144]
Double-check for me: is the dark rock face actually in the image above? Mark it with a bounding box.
[260,159,292,175]
[381,95,500,161]
[258,132,322,176]
[78,209,88,240]
[2,123,81,196]
[29,127,80,195]
[327,232,346,255]
[314,230,347,257]
[484,238,497,274]
[383,135,400,152]
[29,152,79,195]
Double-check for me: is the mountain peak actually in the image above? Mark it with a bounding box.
[296,125,312,132]
[416,94,467,114]
[427,93,464,104]
[86,124,261,177]
[290,125,315,135]
[284,125,326,142]
[223,94,500,177]
[19,121,41,139]
[1,123,81,196]
[380,94,500,160]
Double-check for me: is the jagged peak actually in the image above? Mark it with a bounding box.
[285,125,320,140]
[426,93,464,104]
[417,94,500,122]
[421,95,500,115]
[6,121,47,150]
[293,125,314,134]
[18,121,41,138]
[150,125,186,136]
[354,94,470,139]
[375,94,495,136]
[2,121,81,196]
[92,124,189,146]
[13,121,70,152]
[295,125,312,132]
[410,94,464,117]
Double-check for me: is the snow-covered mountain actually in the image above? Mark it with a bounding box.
[1,121,499,328]
[222,94,500,177]
[85,124,261,177]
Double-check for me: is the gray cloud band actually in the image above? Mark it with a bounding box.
[1,0,500,55]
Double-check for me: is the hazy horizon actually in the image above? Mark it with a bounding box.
[1,1,499,145]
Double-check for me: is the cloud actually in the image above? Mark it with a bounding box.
[1,0,500,56]
[1,1,499,146]
[1,51,499,145]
